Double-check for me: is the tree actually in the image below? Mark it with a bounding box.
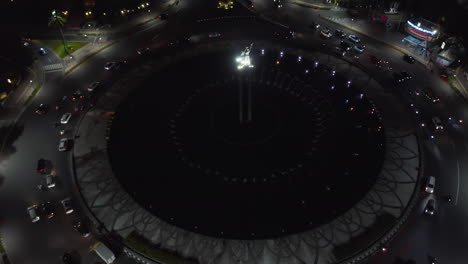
[48,10,69,55]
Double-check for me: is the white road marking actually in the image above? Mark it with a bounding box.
[456,160,460,205]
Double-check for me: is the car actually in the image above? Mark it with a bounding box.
[439,73,449,82]
[61,197,74,214]
[335,29,346,38]
[369,55,380,64]
[309,22,320,29]
[334,47,346,57]
[422,89,440,103]
[273,0,283,8]
[393,72,403,82]
[159,13,169,20]
[73,220,90,238]
[376,59,392,70]
[46,174,55,188]
[208,32,221,38]
[348,34,360,43]
[247,0,254,8]
[340,41,352,51]
[393,71,412,83]
[87,81,100,92]
[274,30,294,40]
[60,113,72,124]
[320,29,332,38]
[400,71,412,81]
[424,198,436,215]
[35,104,49,115]
[36,158,48,174]
[70,90,84,101]
[41,201,55,219]
[432,116,444,130]
[38,47,47,56]
[403,54,415,64]
[353,45,365,53]
[137,47,150,55]
[104,61,118,71]
[58,138,69,152]
[425,176,436,193]
[27,205,40,223]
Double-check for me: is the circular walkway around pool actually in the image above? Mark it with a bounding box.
[73,40,420,264]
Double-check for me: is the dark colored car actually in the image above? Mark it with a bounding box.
[369,55,380,64]
[403,54,415,63]
[41,202,55,219]
[37,159,47,174]
[35,104,49,115]
[38,48,47,56]
[70,90,85,101]
[335,29,346,38]
[159,13,168,20]
[340,41,352,51]
[73,220,90,238]
[309,21,320,30]
[393,71,412,83]
[400,71,412,81]
[422,89,440,103]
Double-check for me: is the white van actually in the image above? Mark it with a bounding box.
[92,242,115,264]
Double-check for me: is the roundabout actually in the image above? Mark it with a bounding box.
[107,48,386,239]
[73,40,420,263]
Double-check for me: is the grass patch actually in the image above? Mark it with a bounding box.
[24,83,42,106]
[292,0,332,9]
[33,40,88,58]
[124,231,198,264]
[0,233,6,254]
[65,39,119,76]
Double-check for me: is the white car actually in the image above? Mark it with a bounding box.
[27,205,40,223]
[425,176,435,193]
[432,117,443,130]
[61,197,74,214]
[46,174,55,188]
[320,29,332,38]
[58,138,69,152]
[208,32,221,38]
[104,61,117,70]
[60,113,72,124]
[87,81,100,92]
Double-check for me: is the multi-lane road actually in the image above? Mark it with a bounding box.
[1,0,468,263]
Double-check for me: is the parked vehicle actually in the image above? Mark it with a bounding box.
[92,242,116,264]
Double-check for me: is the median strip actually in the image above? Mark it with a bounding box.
[23,83,42,106]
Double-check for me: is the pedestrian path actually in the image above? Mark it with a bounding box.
[43,63,63,73]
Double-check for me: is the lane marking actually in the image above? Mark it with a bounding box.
[456,160,460,205]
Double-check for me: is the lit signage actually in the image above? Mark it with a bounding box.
[407,21,437,36]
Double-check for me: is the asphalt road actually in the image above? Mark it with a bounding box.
[1,0,468,263]
[246,1,468,264]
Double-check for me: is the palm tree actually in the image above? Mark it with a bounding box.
[48,10,69,55]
